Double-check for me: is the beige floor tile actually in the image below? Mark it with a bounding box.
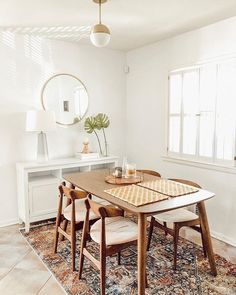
[0,268,51,295]
[38,277,66,295]
[0,267,12,280]
[0,250,51,295]
[0,247,30,279]
[0,224,31,279]
[15,251,48,272]
[0,224,26,245]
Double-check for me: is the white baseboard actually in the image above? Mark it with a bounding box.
[211,230,236,247]
[0,218,18,228]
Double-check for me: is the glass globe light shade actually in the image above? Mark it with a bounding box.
[90,24,111,47]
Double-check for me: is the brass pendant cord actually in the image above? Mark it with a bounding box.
[99,0,102,24]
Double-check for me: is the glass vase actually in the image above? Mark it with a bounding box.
[103,142,109,157]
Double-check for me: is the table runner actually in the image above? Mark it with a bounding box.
[138,179,199,197]
[104,184,169,207]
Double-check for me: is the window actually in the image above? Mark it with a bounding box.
[168,59,236,166]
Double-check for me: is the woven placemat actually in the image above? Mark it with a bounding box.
[138,179,199,197]
[104,184,169,207]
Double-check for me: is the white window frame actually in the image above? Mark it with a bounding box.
[166,59,236,170]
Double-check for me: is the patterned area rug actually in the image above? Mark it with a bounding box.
[20,223,236,295]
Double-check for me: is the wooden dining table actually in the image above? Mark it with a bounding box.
[64,169,217,295]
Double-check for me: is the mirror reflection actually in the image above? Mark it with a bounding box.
[41,74,89,126]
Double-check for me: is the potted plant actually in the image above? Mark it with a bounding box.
[84,113,110,157]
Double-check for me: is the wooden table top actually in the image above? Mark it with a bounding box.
[64,169,215,216]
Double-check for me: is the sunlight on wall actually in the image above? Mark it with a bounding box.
[24,35,43,65]
[0,31,17,87]
[1,25,91,43]
[22,34,56,108]
[1,31,15,49]
[0,30,55,108]
[0,25,91,95]
[7,60,17,86]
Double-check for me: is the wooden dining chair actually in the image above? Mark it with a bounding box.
[137,169,161,178]
[147,178,207,270]
[78,198,139,295]
[53,182,100,271]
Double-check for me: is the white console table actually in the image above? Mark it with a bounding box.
[16,156,118,232]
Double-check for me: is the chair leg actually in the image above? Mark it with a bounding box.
[173,224,180,270]
[100,255,106,295]
[147,217,154,251]
[117,251,121,265]
[71,222,76,271]
[61,197,71,241]
[53,223,60,254]
[54,196,63,253]
[60,219,68,241]
[78,220,89,279]
[163,222,168,236]
[200,225,207,258]
[78,251,84,279]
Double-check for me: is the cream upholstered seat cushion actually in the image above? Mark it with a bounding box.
[91,195,111,206]
[154,208,199,223]
[90,216,138,246]
[63,199,98,222]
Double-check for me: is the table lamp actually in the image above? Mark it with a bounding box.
[26,110,56,161]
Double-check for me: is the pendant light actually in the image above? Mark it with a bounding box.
[90,0,111,47]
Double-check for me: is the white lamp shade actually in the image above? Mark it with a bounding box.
[26,110,56,132]
[90,32,111,47]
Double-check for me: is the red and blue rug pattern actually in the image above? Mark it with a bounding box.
[21,223,236,295]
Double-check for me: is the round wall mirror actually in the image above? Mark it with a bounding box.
[41,73,89,126]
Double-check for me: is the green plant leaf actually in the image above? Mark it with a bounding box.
[84,116,97,134]
[95,113,110,129]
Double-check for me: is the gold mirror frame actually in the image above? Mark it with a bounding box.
[41,73,89,127]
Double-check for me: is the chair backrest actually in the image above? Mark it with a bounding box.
[85,198,123,219]
[59,181,88,200]
[137,169,161,177]
[168,178,201,189]
[169,178,201,214]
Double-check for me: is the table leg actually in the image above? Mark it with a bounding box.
[138,213,147,295]
[197,201,217,276]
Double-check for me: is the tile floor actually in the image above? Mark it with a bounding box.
[0,224,65,295]
[0,224,235,295]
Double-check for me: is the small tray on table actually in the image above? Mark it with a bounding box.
[105,175,142,185]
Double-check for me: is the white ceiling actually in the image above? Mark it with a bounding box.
[1,0,236,51]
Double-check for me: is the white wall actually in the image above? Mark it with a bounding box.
[0,33,126,226]
[126,16,236,246]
